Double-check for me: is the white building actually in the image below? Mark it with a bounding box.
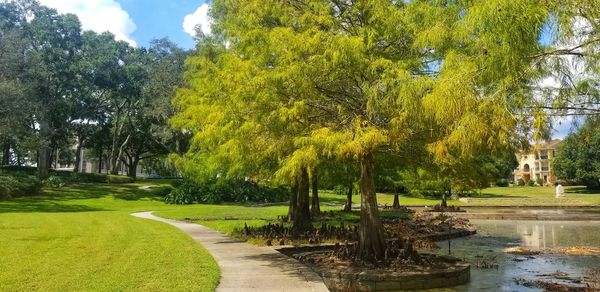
[513,139,561,185]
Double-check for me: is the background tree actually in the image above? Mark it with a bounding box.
[553,118,600,189]
[25,4,83,178]
[0,1,32,166]
[318,158,359,212]
[72,31,130,173]
[1,1,188,179]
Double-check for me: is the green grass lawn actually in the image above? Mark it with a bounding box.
[370,186,600,207]
[1,180,599,291]
[0,181,221,292]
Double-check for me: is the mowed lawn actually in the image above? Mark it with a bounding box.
[372,186,600,207]
[1,181,599,291]
[0,181,222,292]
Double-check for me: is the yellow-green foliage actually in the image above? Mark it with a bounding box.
[172,0,589,184]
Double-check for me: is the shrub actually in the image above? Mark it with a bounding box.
[107,175,135,184]
[165,179,289,204]
[152,185,175,197]
[333,184,347,195]
[517,178,525,186]
[495,179,509,187]
[46,171,132,184]
[164,188,195,204]
[164,180,200,204]
[0,165,38,175]
[43,176,66,188]
[527,179,535,186]
[535,177,544,186]
[406,189,425,198]
[68,172,107,183]
[0,174,41,198]
[170,179,184,188]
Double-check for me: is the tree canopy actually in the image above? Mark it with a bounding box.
[0,0,189,179]
[172,0,577,260]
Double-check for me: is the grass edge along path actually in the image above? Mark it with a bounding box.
[132,211,329,292]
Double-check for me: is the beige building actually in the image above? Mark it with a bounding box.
[513,139,561,185]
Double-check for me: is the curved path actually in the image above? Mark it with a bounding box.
[131,212,329,292]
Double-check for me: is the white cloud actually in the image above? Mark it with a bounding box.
[183,4,211,38]
[38,0,137,46]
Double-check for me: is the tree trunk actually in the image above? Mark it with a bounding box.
[73,138,82,173]
[311,169,320,216]
[111,134,130,175]
[109,153,119,175]
[293,167,312,234]
[2,142,10,165]
[48,145,55,170]
[127,158,138,179]
[344,182,353,212]
[98,149,103,173]
[38,147,50,178]
[109,107,124,175]
[358,152,386,260]
[441,187,449,208]
[288,183,298,221]
[37,120,51,179]
[392,187,401,209]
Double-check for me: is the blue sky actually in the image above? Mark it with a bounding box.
[116,0,206,49]
[38,0,210,49]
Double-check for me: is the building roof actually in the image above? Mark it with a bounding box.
[516,139,561,155]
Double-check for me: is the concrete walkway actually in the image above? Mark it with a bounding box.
[131,212,329,292]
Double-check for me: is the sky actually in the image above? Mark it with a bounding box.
[38,0,211,49]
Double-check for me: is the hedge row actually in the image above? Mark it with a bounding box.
[0,166,134,187]
[165,179,289,204]
[0,174,41,199]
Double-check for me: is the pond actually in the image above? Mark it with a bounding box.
[432,219,600,291]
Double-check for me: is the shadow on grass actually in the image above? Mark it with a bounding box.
[317,194,348,206]
[41,183,167,202]
[470,192,527,199]
[0,199,104,213]
[113,191,162,201]
[0,183,171,213]
[566,186,600,194]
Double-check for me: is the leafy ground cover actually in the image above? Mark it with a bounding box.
[1,181,599,291]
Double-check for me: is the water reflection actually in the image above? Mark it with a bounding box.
[430,219,600,291]
[474,220,600,248]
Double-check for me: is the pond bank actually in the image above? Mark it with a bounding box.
[412,207,600,221]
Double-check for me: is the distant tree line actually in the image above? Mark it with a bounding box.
[0,0,190,179]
